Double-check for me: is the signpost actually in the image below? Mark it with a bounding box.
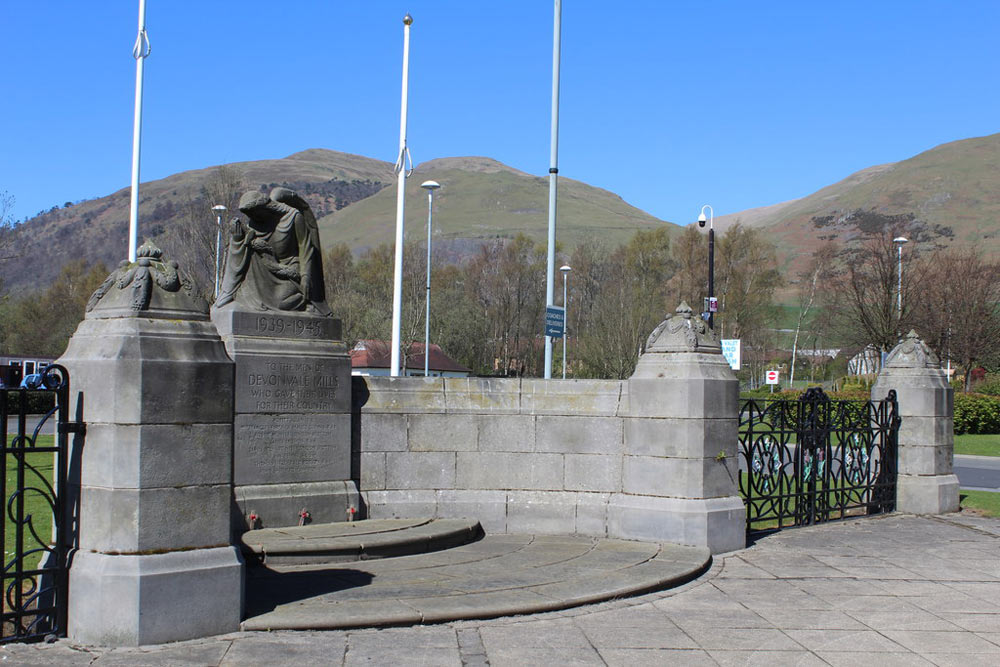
[765,369,780,393]
[545,305,565,338]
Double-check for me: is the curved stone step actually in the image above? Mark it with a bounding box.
[240,518,483,566]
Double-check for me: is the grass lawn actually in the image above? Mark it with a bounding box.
[3,435,56,572]
[954,433,1000,457]
[959,490,1000,518]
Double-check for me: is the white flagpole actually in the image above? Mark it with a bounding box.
[128,0,150,263]
[390,14,413,377]
[544,0,562,379]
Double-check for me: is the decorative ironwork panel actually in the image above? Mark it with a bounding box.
[739,387,899,535]
[1,365,81,643]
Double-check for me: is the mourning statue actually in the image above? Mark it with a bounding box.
[215,187,331,316]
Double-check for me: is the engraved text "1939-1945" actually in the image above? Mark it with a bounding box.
[255,316,325,338]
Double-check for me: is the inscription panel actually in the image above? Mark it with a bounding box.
[235,355,351,414]
[231,311,342,341]
[234,413,350,485]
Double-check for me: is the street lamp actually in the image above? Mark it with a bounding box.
[697,205,715,329]
[560,264,571,379]
[893,236,908,324]
[421,180,441,377]
[211,204,227,299]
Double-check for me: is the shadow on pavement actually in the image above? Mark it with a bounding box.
[245,567,375,617]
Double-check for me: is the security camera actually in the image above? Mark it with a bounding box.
[698,218,706,228]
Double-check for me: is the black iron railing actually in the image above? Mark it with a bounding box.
[739,387,899,535]
[1,365,81,643]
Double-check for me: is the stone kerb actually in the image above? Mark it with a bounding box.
[872,330,960,515]
[59,242,242,645]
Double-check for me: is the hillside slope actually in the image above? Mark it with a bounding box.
[716,133,1000,276]
[318,156,673,257]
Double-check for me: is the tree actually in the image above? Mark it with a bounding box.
[666,226,708,311]
[0,190,14,263]
[466,235,546,376]
[822,214,927,359]
[789,243,835,386]
[911,249,1000,391]
[573,228,673,378]
[1,259,109,356]
[160,165,248,299]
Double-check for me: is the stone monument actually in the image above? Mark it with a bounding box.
[212,187,357,529]
[872,330,959,514]
[61,241,242,644]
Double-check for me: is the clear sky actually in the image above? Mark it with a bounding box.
[3,1,1000,226]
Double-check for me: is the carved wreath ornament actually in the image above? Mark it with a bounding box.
[645,301,720,353]
[884,330,940,369]
[87,241,197,312]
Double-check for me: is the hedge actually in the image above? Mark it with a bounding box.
[954,393,1000,435]
[3,390,57,416]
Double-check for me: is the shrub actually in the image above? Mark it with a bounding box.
[973,373,1000,397]
[954,393,1000,435]
[3,390,57,416]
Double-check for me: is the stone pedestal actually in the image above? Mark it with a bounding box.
[622,303,745,554]
[212,308,358,529]
[60,243,243,645]
[872,331,959,515]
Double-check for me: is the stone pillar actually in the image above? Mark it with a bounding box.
[872,330,959,514]
[212,308,358,529]
[612,302,745,554]
[60,243,243,645]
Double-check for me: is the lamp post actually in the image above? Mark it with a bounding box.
[697,205,715,329]
[560,264,571,379]
[212,205,227,299]
[421,180,441,377]
[893,236,908,325]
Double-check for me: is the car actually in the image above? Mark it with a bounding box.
[20,373,44,389]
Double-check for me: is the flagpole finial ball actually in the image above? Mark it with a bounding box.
[403,14,413,25]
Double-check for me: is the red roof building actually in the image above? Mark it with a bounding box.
[350,340,472,378]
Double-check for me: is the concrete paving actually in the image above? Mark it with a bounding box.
[6,513,1000,665]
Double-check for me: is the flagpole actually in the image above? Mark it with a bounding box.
[127,0,150,263]
[544,0,562,378]
[390,14,413,377]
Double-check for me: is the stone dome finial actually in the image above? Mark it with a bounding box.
[644,301,721,354]
[884,330,940,369]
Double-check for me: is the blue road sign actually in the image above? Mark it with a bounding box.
[545,305,565,337]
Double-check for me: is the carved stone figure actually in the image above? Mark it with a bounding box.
[215,188,331,316]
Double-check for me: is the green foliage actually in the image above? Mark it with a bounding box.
[954,394,1000,435]
[972,373,1000,397]
[3,390,56,414]
[959,490,1000,518]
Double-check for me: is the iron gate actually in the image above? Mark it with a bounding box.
[1,365,81,643]
[739,387,899,535]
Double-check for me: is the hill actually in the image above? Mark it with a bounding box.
[318,157,673,258]
[0,151,676,293]
[715,133,1000,278]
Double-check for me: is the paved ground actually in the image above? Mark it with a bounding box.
[244,534,709,630]
[5,513,1000,666]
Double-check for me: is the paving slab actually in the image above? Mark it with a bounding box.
[10,513,1000,666]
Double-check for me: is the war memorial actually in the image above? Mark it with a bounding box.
[0,184,944,647]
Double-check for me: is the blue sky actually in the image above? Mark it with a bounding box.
[3,1,1000,226]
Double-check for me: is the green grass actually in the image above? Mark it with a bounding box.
[954,433,1000,457]
[959,490,1000,517]
[3,435,56,572]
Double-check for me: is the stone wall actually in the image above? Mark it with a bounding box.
[355,373,745,554]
